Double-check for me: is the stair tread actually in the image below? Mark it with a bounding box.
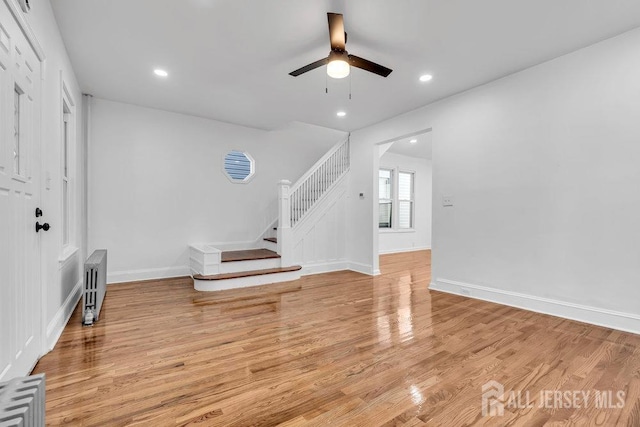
[221,249,280,262]
[264,237,277,243]
[193,265,302,281]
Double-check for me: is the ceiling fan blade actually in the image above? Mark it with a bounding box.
[289,57,329,76]
[348,55,393,77]
[327,13,346,50]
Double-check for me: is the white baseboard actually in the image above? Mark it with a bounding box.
[348,261,378,276]
[108,266,191,284]
[379,246,431,255]
[431,278,640,335]
[302,260,380,276]
[301,261,349,276]
[46,279,82,352]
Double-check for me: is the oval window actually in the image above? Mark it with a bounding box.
[223,150,255,183]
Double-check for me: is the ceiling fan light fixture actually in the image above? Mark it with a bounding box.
[327,59,350,79]
[327,51,350,79]
[289,13,392,78]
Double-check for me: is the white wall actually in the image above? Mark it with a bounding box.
[378,152,432,254]
[88,98,346,282]
[292,176,349,275]
[27,0,85,349]
[349,28,640,332]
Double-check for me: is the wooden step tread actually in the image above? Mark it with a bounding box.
[221,248,280,262]
[264,237,277,243]
[193,265,302,281]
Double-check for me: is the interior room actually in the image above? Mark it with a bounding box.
[2,0,640,425]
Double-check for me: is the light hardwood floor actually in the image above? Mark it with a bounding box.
[33,251,640,426]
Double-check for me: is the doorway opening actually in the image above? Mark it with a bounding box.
[374,129,432,274]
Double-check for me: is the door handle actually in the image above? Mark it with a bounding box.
[35,222,50,232]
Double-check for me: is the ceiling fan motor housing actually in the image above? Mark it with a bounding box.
[329,50,348,61]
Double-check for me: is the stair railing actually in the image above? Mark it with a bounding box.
[277,137,350,265]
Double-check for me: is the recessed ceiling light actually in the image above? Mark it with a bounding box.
[409,139,418,144]
[154,69,168,77]
[419,74,432,82]
[336,111,346,117]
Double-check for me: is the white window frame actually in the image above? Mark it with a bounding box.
[59,79,77,263]
[62,105,70,246]
[379,166,416,232]
[397,170,414,230]
[378,168,393,229]
[222,150,256,184]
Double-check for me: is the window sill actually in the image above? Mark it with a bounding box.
[58,246,79,268]
[379,228,416,234]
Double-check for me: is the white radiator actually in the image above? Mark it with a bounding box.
[82,249,108,326]
[0,374,45,426]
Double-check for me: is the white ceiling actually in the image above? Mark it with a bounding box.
[51,0,640,132]
[387,132,432,160]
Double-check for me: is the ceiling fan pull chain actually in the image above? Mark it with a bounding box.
[349,72,352,100]
[325,72,328,94]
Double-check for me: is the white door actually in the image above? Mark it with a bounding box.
[0,2,43,381]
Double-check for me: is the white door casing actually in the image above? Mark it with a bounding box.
[0,0,43,381]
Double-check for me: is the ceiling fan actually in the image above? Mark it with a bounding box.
[289,12,392,79]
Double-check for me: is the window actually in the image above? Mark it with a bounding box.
[60,80,76,255]
[379,168,415,230]
[398,172,414,229]
[379,169,392,228]
[224,150,255,183]
[62,104,70,246]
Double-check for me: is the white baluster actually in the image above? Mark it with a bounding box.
[304,180,308,216]
[292,188,297,225]
[322,162,326,193]
[332,151,336,181]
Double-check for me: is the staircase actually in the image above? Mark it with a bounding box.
[191,137,350,291]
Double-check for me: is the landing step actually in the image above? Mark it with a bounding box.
[194,265,302,281]
[264,237,277,243]
[221,249,280,262]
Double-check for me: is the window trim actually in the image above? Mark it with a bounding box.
[397,170,415,230]
[60,78,76,255]
[62,107,70,247]
[379,166,416,232]
[378,168,393,229]
[222,150,256,184]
